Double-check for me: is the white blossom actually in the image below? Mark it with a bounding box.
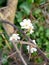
[31,47,37,53]
[32,40,36,45]
[29,28,34,34]
[27,40,37,53]
[9,34,20,42]
[20,19,34,34]
[27,45,30,53]
[27,45,37,53]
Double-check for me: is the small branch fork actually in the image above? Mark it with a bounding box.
[0,1,49,65]
[0,19,49,65]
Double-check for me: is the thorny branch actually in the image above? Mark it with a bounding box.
[0,19,49,64]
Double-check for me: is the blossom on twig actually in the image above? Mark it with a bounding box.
[20,19,34,34]
[27,40,37,53]
[32,40,36,45]
[9,34,20,42]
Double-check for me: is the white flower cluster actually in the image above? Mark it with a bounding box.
[9,34,20,42]
[20,19,34,34]
[27,40,37,53]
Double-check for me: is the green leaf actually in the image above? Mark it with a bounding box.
[36,57,43,63]
[39,0,47,5]
[39,26,44,32]
[0,36,2,41]
[16,12,23,22]
[22,45,28,54]
[0,24,3,33]
[46,29,49,38]
[20,2,31,15]
[17,43,21,49]
[2,58,8,65]
[46,41,49,52]
[45,40,49,45]
[27,0,34,3]
[34,9,41,15]
[35,32,39,37]
[0,0,7,7]
[36,38,42,48]
[34,0,47,5]
[2,55,8,65]
[46,54,49,58]
[46,47,49,52]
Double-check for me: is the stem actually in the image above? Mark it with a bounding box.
[0,19,49,63]
[12,42,27,65]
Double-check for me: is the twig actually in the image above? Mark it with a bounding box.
[0,19,27,65]
[40,2,49,8]
[44,52,49,55]
[0,19,49,63]
[16,40,36,47]
[7,51,17,58]
[1,34,11,50]
[0,40,37,64]
[0,51,17,63]
[12,42,27,65]
[0,7,7,12]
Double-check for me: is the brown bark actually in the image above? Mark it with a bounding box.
[0,0,18,35]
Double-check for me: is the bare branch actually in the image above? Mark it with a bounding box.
[0,19,49,63]
[12,42,27,65]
